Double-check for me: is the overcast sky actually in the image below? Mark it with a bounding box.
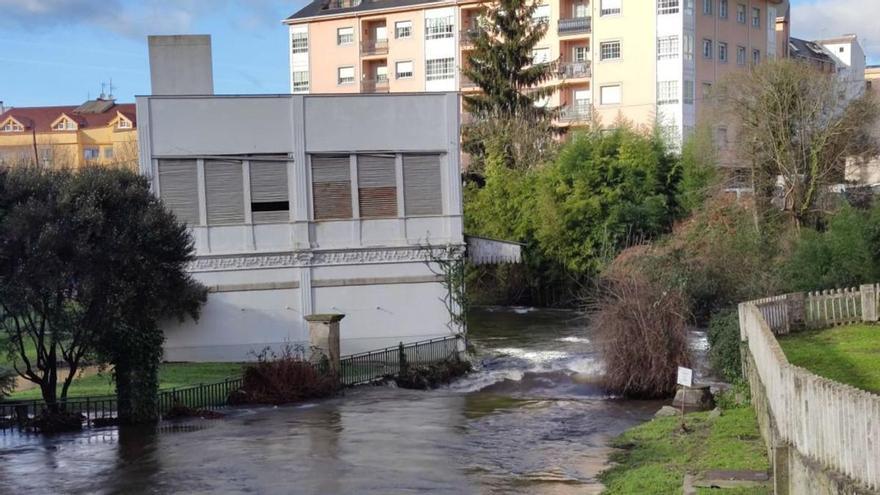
[0,0,877,107]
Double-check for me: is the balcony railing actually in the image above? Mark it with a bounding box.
[557,16,591,35]
[361,78,389,93]
[460,75,478,89]
[459,28,480,46]
[556,60,591,79]
[361,39,388,55]
[558,104,592,124]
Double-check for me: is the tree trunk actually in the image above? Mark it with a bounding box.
[115,357,160,425]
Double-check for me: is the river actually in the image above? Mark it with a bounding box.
[0,307,681,495]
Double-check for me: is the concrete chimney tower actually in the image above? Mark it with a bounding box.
[148,35,214,95]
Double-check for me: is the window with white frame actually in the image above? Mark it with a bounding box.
[395,20,412,38]
[337,27,354,45]
[54,118,76,131]
[532,4,550,24]
[657,35,679,60]
[658,0,679,15]
[657,81,679,105]
[702,38,713,59]
[736,3,746,23]
[684,33,694,60]
[425,16,454,39]
[683,80,695,104]
[376,65,388,81]
[83,148,99,160]
[600,84,621,105]
[426,58,454,81]
[751,7,760,27]
[719,0,728,18]
[291,32,308,53]
[573,1,588,17]
[2,121,23,132]
[396,60,414,79]
[574,45,588,62]
[600,40,621,61]
[736,45,746,65]
[337,66,355,85]
[531,47,550,64]
[718,42,728,62]
[600,0,621,16]
[684,0,694,15]
[117,118,132,129]
[703,0,712,15]
[752,48,760,65]
[292,71,309,92]
[574,89,591,112]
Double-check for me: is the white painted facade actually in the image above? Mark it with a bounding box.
[137,93,465,362]
[818,36,867,101]
[425,7,458,92]
[289,25,310,94]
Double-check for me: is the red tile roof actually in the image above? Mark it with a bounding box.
[0,102,136,134]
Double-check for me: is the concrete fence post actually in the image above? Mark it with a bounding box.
[305,313,344,375]
[860,284,877,322]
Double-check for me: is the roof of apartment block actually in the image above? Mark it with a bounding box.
[0,101,136,133]
[789,37,835,63]
[286,0,449,21]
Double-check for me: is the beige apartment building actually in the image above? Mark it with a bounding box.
[285,0,788,144]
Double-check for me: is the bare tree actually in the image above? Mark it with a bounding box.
[717,59,880,229]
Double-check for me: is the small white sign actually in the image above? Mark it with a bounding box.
[677,366,693,388]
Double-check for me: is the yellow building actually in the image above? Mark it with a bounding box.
[284,0,788,144]
[0,98,138,169]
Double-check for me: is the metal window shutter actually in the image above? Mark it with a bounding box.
[357,154,397,218]
[158,159,200,225]
[205,160,245,225]
[311,155,352,220]
[250,160,290,224]
[403,154,443,216]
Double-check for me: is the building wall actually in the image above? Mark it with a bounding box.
[309,17,362,93]
[0,124,137,168]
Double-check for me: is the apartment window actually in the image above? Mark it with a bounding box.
[600,41,621,61]
[1,121,23,132]
[395,20,412,38]
[751,7,760,27]
[250,161,290,223]
[54,119,75,131]
[702,82,713,99]
[292,71,309,92]
[158,159,200,225]
[684,33,694,61]
[719,0,728,18]
[358,154,397,218]
[600,0,621,16]
[403,154,442,216]
[657,35,679,60]
[657,81,679,105]
[104,147,114,159]
[574,46,588,62]
[425,16,454,39]
[291,32,308,53]
[532,4,550,24]
[736,3,746,23]
[531,47,551,64]
[600,84,621,105]
[702,0,712,15]
[683,80,695,104]
[376,65,388,81]
[426,57,455,81]
[573,1,589,17]
[312,155,353,220]
[714,127,729,149]
[396,60,414,79]
[658,0,679,15]
[205,160,245,226]
[574,90,591,112]
[337,66,355,85]
[736,45,746,65]
[337,27,354,45]
[684,0,694,15]
[84,148,99,160]
[702,39,713,59]
[752,48,761,65]
[718,42,728,62]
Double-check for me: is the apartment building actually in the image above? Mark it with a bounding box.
[285,0,788,144]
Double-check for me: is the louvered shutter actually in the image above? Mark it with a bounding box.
[250,161,290,223]
[357,154,397,218]
[311,155,352,220]
[205,160,245,225]
[403,154,443,216]
[158,159,200,225]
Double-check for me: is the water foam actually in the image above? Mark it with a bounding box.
[451,346,603,392]
[556,336,591,344]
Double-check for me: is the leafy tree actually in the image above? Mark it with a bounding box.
[0,165,206,423]
[676,124,719,216]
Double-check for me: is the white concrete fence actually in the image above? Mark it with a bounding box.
[739,284,880,492]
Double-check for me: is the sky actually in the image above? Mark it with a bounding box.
[0,0,878,108]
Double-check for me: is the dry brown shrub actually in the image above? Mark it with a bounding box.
[232,345,339,405]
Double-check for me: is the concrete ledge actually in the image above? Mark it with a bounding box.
[207,281,300,292]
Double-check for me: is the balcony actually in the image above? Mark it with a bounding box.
[460,75,479,90]
[556,60,591,79]
[557,17,591,35]
[459,28,480,46]
[361,78,389,93]
[558,104,592,124]
[361,39,388,56]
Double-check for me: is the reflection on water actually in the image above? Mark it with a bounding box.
[0,307,664,495]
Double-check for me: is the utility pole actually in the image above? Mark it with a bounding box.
[31,127,39,167]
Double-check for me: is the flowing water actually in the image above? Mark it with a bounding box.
[0,307,691,495]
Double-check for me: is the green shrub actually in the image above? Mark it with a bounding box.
[707,309,742,382]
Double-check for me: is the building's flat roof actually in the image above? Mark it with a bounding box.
[285,0,452,23]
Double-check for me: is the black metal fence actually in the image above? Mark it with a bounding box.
[339,335,464,386]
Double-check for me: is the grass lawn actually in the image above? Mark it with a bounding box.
[5,362,244,401]
[779,324,880,395]
[599,406,770,495]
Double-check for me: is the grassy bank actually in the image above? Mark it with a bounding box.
[5,362,243,401]
[599,404,770,495]
[779,324,880,394]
